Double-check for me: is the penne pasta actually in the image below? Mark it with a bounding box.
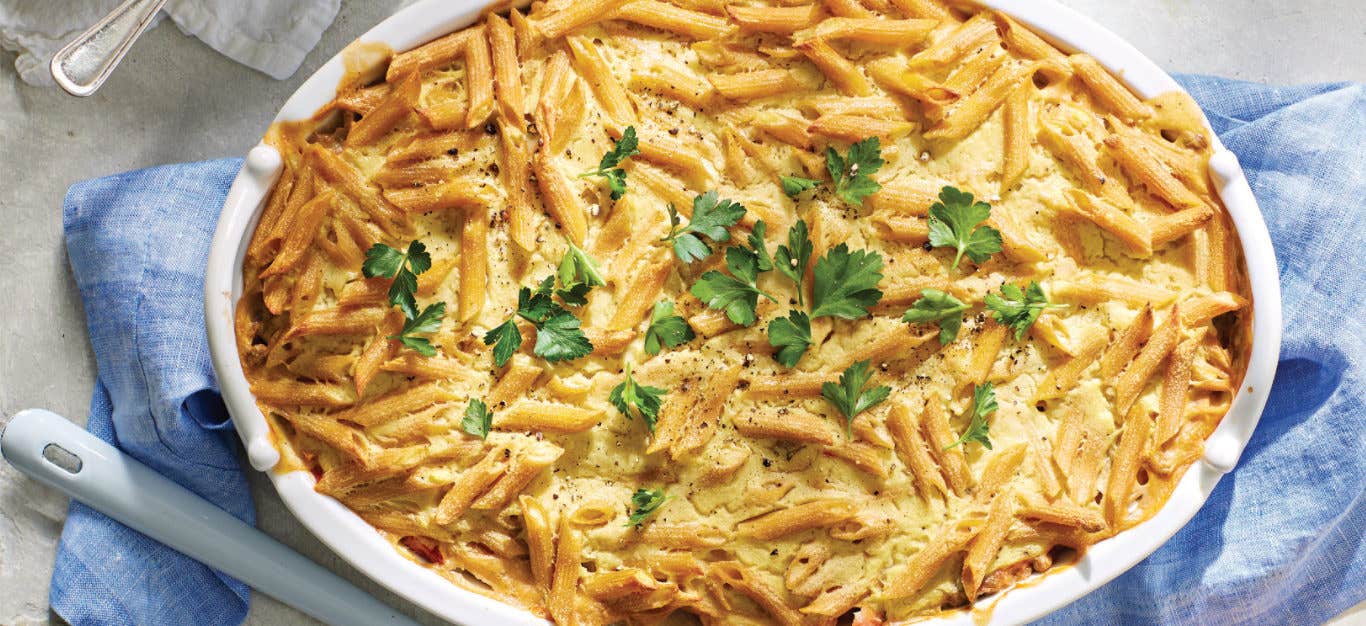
[347,73,421,147]
[708,69,804,101]
[926,61,1037,141]
[1103,405,1152,528]
[495,400,604,433]
[1001,82,1031,193]
[534,148,590,244]
[1070,54,1153,121]
[800,18,938,46]
[1113,306,1182,415]
[727,4,820,34]
[487,14,526,126]
[464,26,496,129]
[613,0,733,39]
[459,206,489,321]
[796,37,872,96]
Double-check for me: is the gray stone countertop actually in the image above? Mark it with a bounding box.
[0,1,1362,624]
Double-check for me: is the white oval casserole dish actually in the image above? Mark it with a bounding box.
[204,1,1283,623]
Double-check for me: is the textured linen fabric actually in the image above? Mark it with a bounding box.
[54,159,252,626]
[49,76,1364,625]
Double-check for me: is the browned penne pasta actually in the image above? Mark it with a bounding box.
[487,14,526,126]
[347,73,421,147]
[727,4,821,34]
[796,37,871,96]
[1114,306,1183,414]
[1001,82,1031,192]
[708,69,804,101]
[386,29,474,80]
[240,4,1252,622]
[1071,54,1153,121]
[464,26,495,128]
[613,0,733,39]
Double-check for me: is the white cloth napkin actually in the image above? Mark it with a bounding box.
[0,0,341,86]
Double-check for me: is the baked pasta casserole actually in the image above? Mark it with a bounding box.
[235,0,1252,623]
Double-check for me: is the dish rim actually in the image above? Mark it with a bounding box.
[203,1,1283,623]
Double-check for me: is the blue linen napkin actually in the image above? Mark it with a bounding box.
[50,76,1364,626]
[54,159,252,626]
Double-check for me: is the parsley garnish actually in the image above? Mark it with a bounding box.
[363,240,433,319]
[773,220,813,307]
[662,191,747,263]
[734,220,775,273]
[626,488,668,527]
[689,245,779,327]
[461,399,492,440]
[483,321,522,368]
[643,300,694,355]
[985,281,1063,340]
[389,302,446,356]
[767,310,812,367]
[556,239,606,306]
[364,241,445,356]
[825,137,884,208]
[901,289,969,345]
[780,175,820,198]
[484,276,594,366]
[578,126,640,200]
[927,186,1002,270]
[946,383,998,450]
[609,362,666,433]
[821,360,891,438]
[810,243,884,319]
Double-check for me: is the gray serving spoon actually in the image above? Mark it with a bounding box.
[50,0,169,96]
[1,408,421,626]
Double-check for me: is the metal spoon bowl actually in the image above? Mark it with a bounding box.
[50,0,170,97]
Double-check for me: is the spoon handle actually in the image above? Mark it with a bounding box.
[0,408,420,626]
[49,0,170,96]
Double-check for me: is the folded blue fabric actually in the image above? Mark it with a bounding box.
[51,76,1364,626]
[55,160,252,626]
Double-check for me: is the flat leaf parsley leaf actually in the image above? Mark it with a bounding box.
[780,175,820,198]
[821,360,892,438]
[389,302,446,356]
[985,281,1064,340]
[578,126,640,200]
[461,398,492,440]
[690,245,779,327]
[825,137,884,208]
[556,239,606,306]
[767,310,812,367]
[534,312,594,362]
[643,300,695,355]
[662,191,747,263]
[626,488,668,527]
[810,243,884,320]
[364,240,444,356]
[946,382,998,450]
[609,362,666,433]
[927,186,1002,270]
[483,319,522,367]
[483,276,594,366]
[901,289,970,345]
[773,220,813,307]
[363,240,433,319]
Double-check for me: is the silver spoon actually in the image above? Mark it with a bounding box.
[50,0,169,96]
